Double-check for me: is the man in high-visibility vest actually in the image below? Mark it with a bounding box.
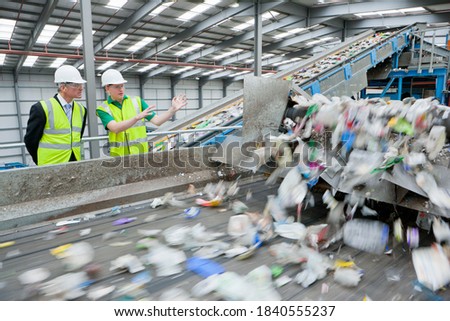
[96,69,187,157]
[24,65,87,166]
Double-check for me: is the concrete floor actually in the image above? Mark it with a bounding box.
[0,177,448,301]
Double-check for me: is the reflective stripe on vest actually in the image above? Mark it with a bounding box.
[38,98,85,165]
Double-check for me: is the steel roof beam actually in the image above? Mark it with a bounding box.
[183,15,306,63]
[177,68,205,80]
[14,0,58,79]
[220,26,339,65]
[116,3,254,73]
[143,65,172,80]
[251,47,315,68]
[206,69,235,80]
[310,17,345,29]
[347,12,450,29]
[274,2,308,18]
[310,0,450,18]
[73,0,164,68]
[117,2,286,73]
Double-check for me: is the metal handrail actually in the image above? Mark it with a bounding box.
[0,125,242,150]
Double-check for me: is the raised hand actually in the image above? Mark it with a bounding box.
[170,94,188,112]
[137,104,156,120]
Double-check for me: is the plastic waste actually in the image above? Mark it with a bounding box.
[195,197,222,207]
[183,207,201,219]
[295,246,333,288]
[412,244,450,291]
[274,275,292,288]
[416,211,431,231]
[143,244,186,277]
[334,267,362,287]
[231,200,249,214]
[62,242,95,271]
[112,217,136,225]
[136,238,157,250]
[87,285,115,300]
[102,231,119,241]
[343,219,389,254]
[271,265,283,278]
[150,198,163,208]
[131,271,152,285]
[163,225,191,246]
[227,214,251,237]
[393,218,403,242]
[407,226,419,249]
[186,256,225,278]
[432,216,450,244]
[56,218,81,226]
[224,246,248,258]
[426,126,446,160]
[110,206,121,215]
[41,272,88,300]
[274,222,307,241]
[18,268,50,285]
[268,242,306,265]
[137,229,161,237]
[50,243,72,258]
[110,254,145,274]
[415,171,450,209]
[79,228,91,236]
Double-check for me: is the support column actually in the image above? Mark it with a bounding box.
[139,75,145,100]
[254,0,262,77]
[436,75,446,104]
[80,0,99,159]
[198,78,207,110]
[223,79,232,97]
[397,77,403,101]
[13,75,26,164]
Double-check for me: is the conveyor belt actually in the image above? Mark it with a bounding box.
[0,177,447,301]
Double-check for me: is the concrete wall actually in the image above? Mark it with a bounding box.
[0,72,243,165]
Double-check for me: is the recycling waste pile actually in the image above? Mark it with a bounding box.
[287,31,393,84]
[1,91,450,301]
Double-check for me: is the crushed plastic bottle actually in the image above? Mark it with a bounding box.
[110,206,121,215]
[343,219,389,254]
[407,226,419,249]
[183,207,201,219]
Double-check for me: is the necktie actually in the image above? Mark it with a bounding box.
[64,103,72,122]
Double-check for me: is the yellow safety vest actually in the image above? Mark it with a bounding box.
[97,97,148,156]
[38,98,85,165]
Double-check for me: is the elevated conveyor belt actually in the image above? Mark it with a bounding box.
[151,26,417,150]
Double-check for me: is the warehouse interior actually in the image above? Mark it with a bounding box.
[0,0,450,302]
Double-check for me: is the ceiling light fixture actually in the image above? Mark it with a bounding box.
[36,25,59,44]
[127,37,156,52]
[0,18,16,40]
[105,34,128,50]
[105,0,127,10]
[97,61,116,70]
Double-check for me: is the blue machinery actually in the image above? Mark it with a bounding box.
[286,25,448,104]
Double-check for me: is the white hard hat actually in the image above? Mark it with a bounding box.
[54,65,86,83]
[101,69,127,87]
